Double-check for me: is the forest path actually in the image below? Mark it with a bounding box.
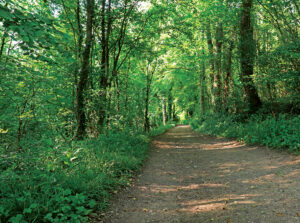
[102,125,300,223]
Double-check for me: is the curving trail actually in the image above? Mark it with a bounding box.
[103,125,300,223]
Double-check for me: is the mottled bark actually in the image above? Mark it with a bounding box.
[75,0,94,139]
[144,62,156,132]
[0,28,7,63]
[98,0,109,130]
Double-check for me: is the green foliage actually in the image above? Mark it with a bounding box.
[148,123,176,137]
[0,127,173,222]
[0,0,299,221]
[191,114,300,152]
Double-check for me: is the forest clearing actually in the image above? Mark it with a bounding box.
[0,0,299,222]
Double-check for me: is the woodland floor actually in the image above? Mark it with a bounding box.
[101,125,300,223]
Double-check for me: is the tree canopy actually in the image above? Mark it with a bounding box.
[0,0,299,141]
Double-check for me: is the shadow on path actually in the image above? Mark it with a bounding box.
[103,125,300,223]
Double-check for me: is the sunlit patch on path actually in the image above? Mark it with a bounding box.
[103,125,300,223]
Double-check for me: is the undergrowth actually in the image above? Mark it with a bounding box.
[0,124,174,223]
[191,113,300,152]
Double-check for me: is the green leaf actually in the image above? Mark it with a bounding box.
[64,188,72,196]
[9,214,24,223]
[23,208,32,214]
[88,199,96,208]
[29,203,38,209]
[0,7,14,21]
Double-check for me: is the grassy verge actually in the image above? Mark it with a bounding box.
[148,123,175,138]
[0,124,174,223]
[191,114,300,153]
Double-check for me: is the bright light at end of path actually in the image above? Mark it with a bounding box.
[137,1,151,12]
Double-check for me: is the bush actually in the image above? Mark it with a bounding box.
[191,113,300,152]
[148,123,175,137]
[0,124,173,222]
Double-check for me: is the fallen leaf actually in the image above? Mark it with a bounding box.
[88,213,95,218]
[297,213,300,217]
[143,208,148,212]
[226,220,231,223]
[277,213,283,216]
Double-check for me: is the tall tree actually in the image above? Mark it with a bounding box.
[240,0,262,113]
[215,22,223,111]
[75,0,94,139]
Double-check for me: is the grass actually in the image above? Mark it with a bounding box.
[191,113,300,153]
[0,124,174,223]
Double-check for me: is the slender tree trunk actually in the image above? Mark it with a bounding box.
[98,0,112,131]
[144,63,154,132]
[224,40,233,110]
[162,98,167,126]
[75,0,94,139]
[72,0,82,133]
[167,91,172,121]
[124,61,130,111]
[206,23,216,109]
[240,0,261,113]
[106,88,112,128]
[172,104,176,121]
[98,0,108,130]
[200,48,206,114]
[215,22,223,112]
[0,28,7,63]
[144,82,150,132]
[115,77,120,112]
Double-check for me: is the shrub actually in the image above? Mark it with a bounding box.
[191,113,300,152]
[0,124,173,222]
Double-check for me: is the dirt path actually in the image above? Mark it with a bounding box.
[103,125,300,223]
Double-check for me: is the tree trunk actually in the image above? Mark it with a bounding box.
[240,0,262,113]
[206,23,216,109]
[167,92,172,121]
[75,0,94,139]
[200,48,206,114]
[98,0,112,131]
[172,104,176,121]
[215,22,223,112]
[224,40,233,110]
[144,82,150,132]
[0,0,8,62]
[0,28,7,63]
[98,0,108,130]
[162,98,167,126]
